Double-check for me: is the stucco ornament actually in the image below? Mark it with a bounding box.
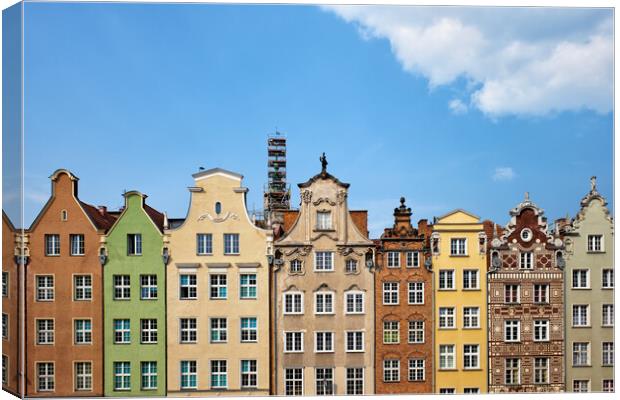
[301,189,313,204]
[313,197,336,206]
[336,189,347,204]
[197,211,239,223]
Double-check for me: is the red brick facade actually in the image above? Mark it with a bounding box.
[2,212,20,396]
[375,198,433,393]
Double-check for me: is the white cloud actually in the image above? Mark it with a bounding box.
[449,98,468,114]
[492,167,516,181]
[323,6,613,117]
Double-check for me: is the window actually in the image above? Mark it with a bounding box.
[37,319,54,344]
[573,380,589,392]
[408,320,424,343]
[602,304,614,326]
[346,368,364,395]
[587,234,603,252]
[450,238,466,255]
[439,308,455,329]
[285,368,303,396]
[533,320,549,342]
[533,284,549,303]
[345,259,358,273]
[438,270,455,290]
[533,358,548,384]
[241,360,257,388]
[284,292,303,314]
[61,210,68,221]
[36,275,54,301]
[464,388,480,394]
[240,317,257,342]
[602,269,613,289]
[315,292,334,314]
[140,361,157,390]
[75,362,92,391]
[408,359,424,381]
[180,318,197,343]
[408,282,424,304]
[387,252,400,268]
[284,332,303,352]
[141,362,157,390]
[573,342,590,366]
[37,362,54,391]
[223,233,239,254]
[45,234,60,256]
[127,234,142,255]
[572,269,589,288]
[439,345,455,369]
[210,274,227,299]
[1,314,7,339]
[290,260,302,273]
[520,228,532,241]
[2,272,7,297]
[383,282,399,305]
[74,275,92,301]
[74,319,92,344]
[70,234,85,256]
[315,331,334,352]
[406,251,419,268]
[114,319,130,344]
[504,284,519,304]
[315,367,334,395]
[179,275,197,299]
[345,291,364,314]
[463,270,479,289]
[2,355,6,385]
[383,321,399,344]
[139,275,157,300]
[215,202,222,214]
[210,360,227,389]
[573,305,589,326]
[180,361,197,389]
[210,318,227,343]
[346,331,364,352]
[440,388,455,394]
[113,275,130,300]
[316,211,332,230]
[504,320,520,342]
[602,379,614,392]
[383,359,400,382]
[113,362,131,391]
[196,233,212,255]
[602,342,613,366]
[463,344,479,369]
[505,358,520,385]
[315,251,334,271]
[520,252,533,269]
[141,319,158,344]
[240,274,257,299]
[463,307,480,328]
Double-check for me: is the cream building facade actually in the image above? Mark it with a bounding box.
[165,168,273,396]
[272,160,376,396]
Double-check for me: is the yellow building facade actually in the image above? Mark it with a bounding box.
[431,210,488,394]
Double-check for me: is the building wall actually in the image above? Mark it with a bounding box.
[273,170,375,395]
[375,201,433,394]
[166,169,272,396]
[432,210,488,394]
[2,212,19,395]
[103,192,166,396]
[564,187,614,392]
[488,202,564,393]
[24,171,105,396]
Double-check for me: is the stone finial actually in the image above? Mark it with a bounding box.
[525,191,530,201]
[319,152,328,173]
[400,197,406,206]
[590,176,597,192]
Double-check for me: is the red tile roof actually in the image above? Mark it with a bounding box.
[80,201,118,231]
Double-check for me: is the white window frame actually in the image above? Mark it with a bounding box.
[387,252,400,268]
[533,357,549,384]
[383,321,400,344]
[602,269,614,289]
[573,380,590,393]
[179,318,197,343]
[504,320,520,342]
[74,319,92,344]
[438,270,455,290]
[406,251,420,268]
[408,320,424,343]
[572,304,590,327]
[533,320,549,342]
[113,275,130,300]
[114,319,130,344]
[504,284,520,304]
[520,252,533,269]
[210,360,228,389]
[284,331,304,353]
[74,275,92,301]
[505,358,520,385]
[345,259,358,273]
[239,274,257,299]
[587,234,604,252]
[37,362,55,392]
[533,283,549,303]
[290,259,303,273]
[180,360,197,389]
[36,275,54,301]
[314,331,334,353]
[240,360,257,389]
[179,274,197,300]
[240,317,258,343]
[383,359,400,382]
[439,307,455,329]
[439,344,455,370]
[314,251,334,272]
[408,359,425,381]
[315,367,334,395]
[140,275,158,300]
[196,233,213,255]
[450,238,467,256]
[382,282,399,305]
[316,211,332,230]
[463,344,479,369]
[572,269,590,289]
[572,342,590,366]
[2,272,7,297]
[408,282,424,305]
[141,319,158,344]
[45,234,60,256]
[209,274,228,299]
[223,233,240,255]
[602,304,614,326]
[463,269,479,290]
[463,307,480,329]
[113,361,131,391]
[314,291,335,315]
[75,361,92,391]
[345,331,365,353]
[70,234,85,256]
[344,291,365,314]
[210,318,227,343]
[602,342,614,366]
[36,319,54,345]
[284,368,304,396]
[345,367,364,395]
[127,233,142,256]
[140,361,158,391]
[283,292,304,315]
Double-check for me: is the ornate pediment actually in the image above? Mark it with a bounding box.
[197,211,239,223]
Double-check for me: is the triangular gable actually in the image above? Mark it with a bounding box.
[435,209,480,224]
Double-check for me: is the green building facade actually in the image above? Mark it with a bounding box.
[103,191,167,396]
[562,177,614,392]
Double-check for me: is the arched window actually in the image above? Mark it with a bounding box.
[215,202,222,215]
[61,210,68,221]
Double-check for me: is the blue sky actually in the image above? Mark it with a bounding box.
[10,2,614,237]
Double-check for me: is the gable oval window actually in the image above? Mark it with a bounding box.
[215,201,222,215]
[60,210,68,221]
[520,228,533,242]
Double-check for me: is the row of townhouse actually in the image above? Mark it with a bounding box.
[1,161,614,397]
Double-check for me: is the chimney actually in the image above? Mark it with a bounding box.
[98,206,107,216]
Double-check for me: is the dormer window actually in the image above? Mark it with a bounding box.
[520,252,533,269]
[316,211,332,230]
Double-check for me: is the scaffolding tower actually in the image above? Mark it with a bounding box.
[264,131,291,224]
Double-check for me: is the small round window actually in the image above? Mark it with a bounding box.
[215,202,222,215]
[520,228,532,242]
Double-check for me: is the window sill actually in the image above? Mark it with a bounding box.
[572,288,592,290]
[44,254,60,257]
[463,288,481,291]
[439,368,458,371]
[463,368,482,371]
[463,327,481,330]
[196,254,214,256]
[449,254,468,257]
[571,326,591,329]
[572,365,592,368]
[438,289,456,291]
[179,298,198,301]
[439,327,457,330]
[70,254,85,257]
